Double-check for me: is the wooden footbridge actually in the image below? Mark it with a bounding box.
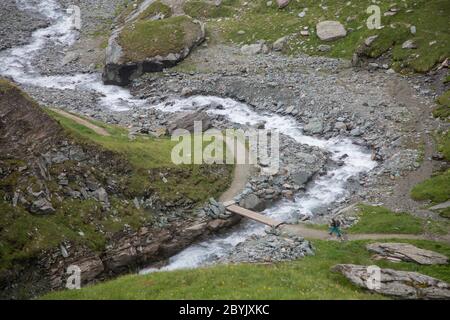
[223,201,284,228]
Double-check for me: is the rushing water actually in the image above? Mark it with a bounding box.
[0,0,145,111]
[1,1,377,273]
[140,97,377,273]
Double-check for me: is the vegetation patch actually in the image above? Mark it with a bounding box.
[0,197,149,271]
[196,0,449,73]
[349,205,450,235]
[433,90,450,121]
[41,239,450,300]
[137,1,173,20]
[119,15,202,62]
[184,0,237,19]
[47,110,233,203]
[411,170,450,204]
[348,205,422,235]
[305,204,449,235]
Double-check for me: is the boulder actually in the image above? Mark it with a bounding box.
[318,44,331,52]
[316,21,347,41]
[364,35,379,47]
[103,15,205,86]
[367,243,448,265]
[332,264,450,299]
[239,193,266,212]
[273,36,289,51]
[94,187,109,203]
[168,111,212,133]
[30,198,55,214]
[303,118,323,134]
[402,39,417,49]
[276,0,289,8]
[76,255,105,283]
[291,171,313,186]
[241,42,269,55]
[429,201,450,211]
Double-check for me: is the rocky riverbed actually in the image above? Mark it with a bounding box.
[0,0,448,291]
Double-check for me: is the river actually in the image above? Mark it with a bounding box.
[0,0,377,274]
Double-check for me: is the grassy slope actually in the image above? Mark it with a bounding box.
[119,14,201,63]
[47,110,233,203]
[305,204,450,236]
[411,170,450,204]
[433,90,450,121]
[0,108,232,271]
[410,120,450,218]
[183,0,238,19]
[42,239,450,300]
[193,0,449,73]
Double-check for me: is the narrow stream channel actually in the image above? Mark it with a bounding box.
[1,0,377,273]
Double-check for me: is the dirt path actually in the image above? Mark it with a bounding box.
[52,107,252,201]
[219,136,255,202]
[382,80,437,218]
[280,224,450,243]
[50,108,110,136]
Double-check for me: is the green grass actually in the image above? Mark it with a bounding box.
[433,90,450,121]
[41,239,450,300]
[199,0,450,73]
[119,15,202,63]
[0,106,233,272]
[436,129,450,161]
[444,73,450,84]
[411,169,450,204]
[351,205,450,235]
[439,207,450,219]
[47,110,234,202]
[348,205,424,234]
[137,0,172,20]
[410,129,450,217]
[183,0,238,19]
[304,204,450,236]
[48,110,177,169]
[0,198,148,271]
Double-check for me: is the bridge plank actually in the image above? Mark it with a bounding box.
[225,204,283,228]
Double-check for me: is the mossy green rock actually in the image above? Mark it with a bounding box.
[103,4,205,86]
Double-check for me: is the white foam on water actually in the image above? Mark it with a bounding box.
[0,0,146,111]
[140,96,377,274]
[2,1,377,274]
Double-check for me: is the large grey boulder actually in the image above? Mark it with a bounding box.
[291,171,313,186]
[367,243,448,265]
[168,111,212,134]
[30,198,55,214]
[103,13,205,86]
[402,39,418,49]
[273,36,289,51]
[303,118,323,134]
[93,187,109,204]
[332,264,450,299]
[316,21,347,41]
[241,42,269,55]
[429,201,450,211]
[239,193,266,212]
[276,0,290,8]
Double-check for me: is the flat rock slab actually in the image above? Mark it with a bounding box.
[367,243,448,265]
[316,21,347,41]
[332,264,450,299]
[429,201,450,211]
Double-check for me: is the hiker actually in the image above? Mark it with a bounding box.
[328,217,342,239]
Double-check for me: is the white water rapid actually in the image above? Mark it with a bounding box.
[0,1,377,274]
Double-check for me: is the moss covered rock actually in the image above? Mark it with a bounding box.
[103,2,205,86]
